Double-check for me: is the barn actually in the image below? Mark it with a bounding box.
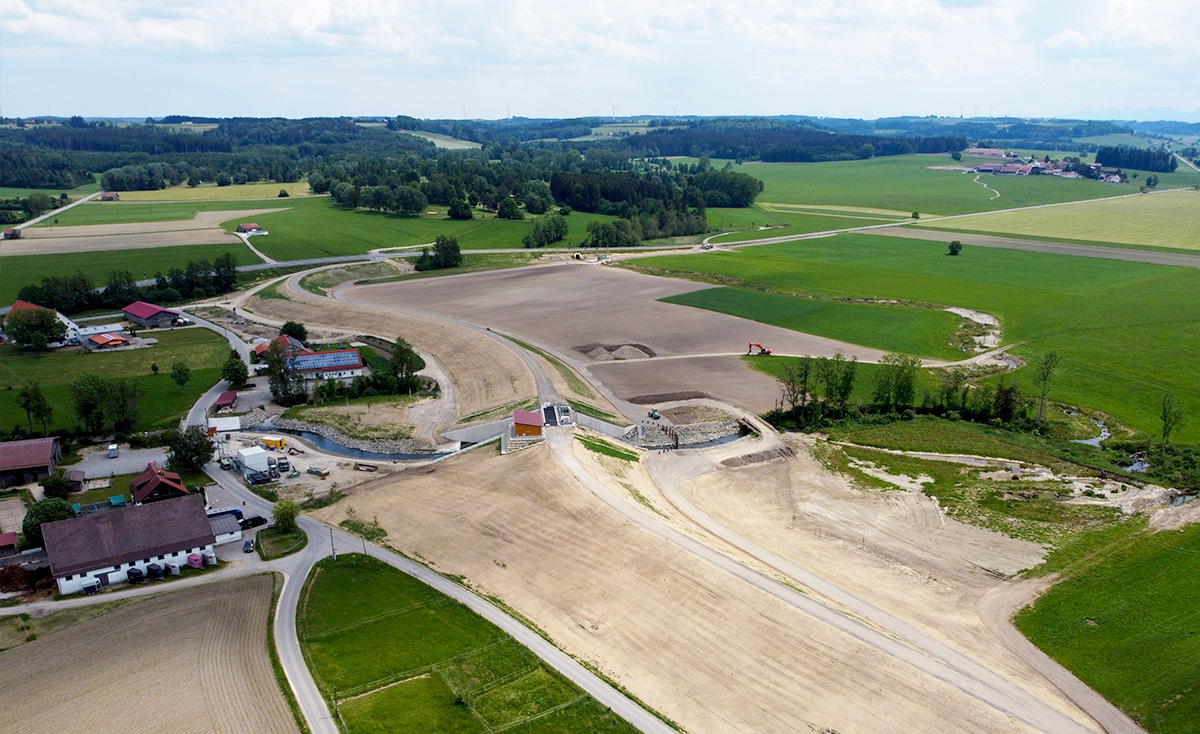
[43,495,216,595]
[236,223,263,233]
[513,410,543,437]
[123,301,180,328]
[213,390,238,412]
[0,437,61,487]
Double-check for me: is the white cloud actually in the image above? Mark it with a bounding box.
[0,0,1197,119]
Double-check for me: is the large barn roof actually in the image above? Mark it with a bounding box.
[43,495,215,577]
[123,301,177,320]
[0,437,60,472]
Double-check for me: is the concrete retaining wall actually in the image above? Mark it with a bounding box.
[576,414,636,441]
[442,418,510,445]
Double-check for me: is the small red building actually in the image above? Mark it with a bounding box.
[513,410,543,437]
[237,223,263,233]
[130,463,190,504]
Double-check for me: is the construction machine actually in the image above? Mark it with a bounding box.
[748,343,773,355]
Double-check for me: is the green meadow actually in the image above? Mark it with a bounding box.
[0,243,258,304]
[1015,522,1200,734]
[299,554,638,734]
[625,233,1200,440]
[0,327,229,434]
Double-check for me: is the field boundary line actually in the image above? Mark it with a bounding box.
[303,597,449,640]
[464,663,542,698]
[337,673,431,703]
[335,637,509,699]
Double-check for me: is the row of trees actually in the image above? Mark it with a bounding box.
[1095,146,1177,173]
[16,253,239,316]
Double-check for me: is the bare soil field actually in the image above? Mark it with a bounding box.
[343,262,890,410]
[312,443,1073,733]
[590,354,783,412]
[5,209,282,256]
[241,283,535,421]
[0,574,299,734]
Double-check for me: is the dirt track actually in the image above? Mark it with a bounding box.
[0,575,298,734]
[4,209,282,256]
[314,444,1081,733]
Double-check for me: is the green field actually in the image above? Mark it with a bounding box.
[664,287,963,359]
[115,181,314,201]
[1014,522,1200,734]
[0,328,229,434]
[0,181,101,200]
[298,554,638,733]
[625,234,1200,441]
[0,242,258,304]
[35,199,292,226]
[920,188,1200,251]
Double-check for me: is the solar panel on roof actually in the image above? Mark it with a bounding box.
[290,351,361,371]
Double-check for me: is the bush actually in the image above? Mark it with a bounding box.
[39,471,73,500]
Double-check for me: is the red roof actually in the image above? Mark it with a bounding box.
[88,333,128,346]
[130,463,188,504]
[8,299,52,314]
[0,437,60,472]
[214,391,238,407]
[123,301,177,320]
[513,410,542,427]
[0,531,17,548]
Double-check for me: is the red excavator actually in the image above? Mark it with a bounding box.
[748,342,772,355]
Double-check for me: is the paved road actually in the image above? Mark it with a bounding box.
[860,226,1200,269]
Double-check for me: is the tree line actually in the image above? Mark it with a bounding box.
[16,253,240,316]
[1095,146,1177,173]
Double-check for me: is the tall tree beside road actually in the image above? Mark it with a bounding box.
[1035,352,1061,432]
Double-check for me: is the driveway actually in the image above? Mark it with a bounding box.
[71,447,167,479]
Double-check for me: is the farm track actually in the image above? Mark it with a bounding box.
[0,575,299,734]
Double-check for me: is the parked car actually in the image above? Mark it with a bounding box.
[218,457,233,470]
[239,516,267,530]
[243,538,255,553]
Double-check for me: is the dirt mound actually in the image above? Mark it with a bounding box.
[575,343,658,360]
[721,445,796,468]
[628,391,709,404]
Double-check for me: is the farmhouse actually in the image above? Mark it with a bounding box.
[290,348,365,380]
[43,494,216,595]
[5,299,81,347]
[0,436,61,487]
[84,332,130,350]
[253,333,307,358]
[130,463,190,504]
[2,228,18,239]
[237,223,263,233]
[99,192,120,201]
[513,410,543,437]
[123,301,180,328]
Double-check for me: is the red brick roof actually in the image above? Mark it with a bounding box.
[123,301,177,320]
[130,463,188,504]
[0,531,17,549]
[0,437,60,472]
[214,391,238,408]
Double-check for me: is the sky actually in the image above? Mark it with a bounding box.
[2,0,1199,122]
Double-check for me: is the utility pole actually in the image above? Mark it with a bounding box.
[330,526,336,560]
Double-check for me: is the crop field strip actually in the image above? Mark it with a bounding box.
[299,555,637,733]
[0,575,298,734]
[624,233,1200,441]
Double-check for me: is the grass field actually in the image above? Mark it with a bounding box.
[114,181,314,201]
[664,287,964,359]
[625,233,1200,441]
[403,131,482,149]
[0,242,258,304]
[576,435,639,462]
[920,188,1200,251]
[299,554,637,733]
[257,526,307,560]
[0,182,101,200]
[1014,522,1200,734]
[0,327,229,434]
[34,198,292,226]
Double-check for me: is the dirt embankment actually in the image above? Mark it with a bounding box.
[0,575,298,734]
[243,286,535,422]
[313,444,1053,733]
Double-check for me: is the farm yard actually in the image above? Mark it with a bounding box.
[0,327,230,434]
[0,575,299,734]
[298,554,638,733]
[623,233,1200,441]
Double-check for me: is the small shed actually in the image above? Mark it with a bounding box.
[213,391,238,412]
[207,416,241,436]
[99,192,120,201]
[260,435,286,450]
[85,333,130,350]
[208,513,243,546]
[513,410,543,437]
[237,223,263,233]
[0,531,18,557]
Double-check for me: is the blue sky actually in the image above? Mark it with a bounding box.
[2,0,1198,121]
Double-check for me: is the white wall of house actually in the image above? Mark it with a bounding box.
[300,368,364,381]
[213,528,243,546]
[55,542,216,595]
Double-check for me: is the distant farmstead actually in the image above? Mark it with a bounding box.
[237,223,263,233]
[99,192,120,201]
[123,301,180,328]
